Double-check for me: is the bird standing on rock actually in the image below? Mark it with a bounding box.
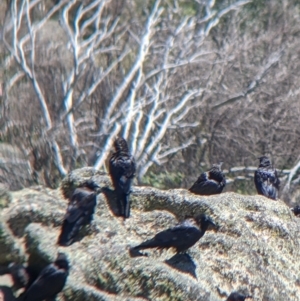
[130,214,216,257]
[58,179,100,246]
[189,162,226,195]
[254,156,280,200]
[226,292,252,301]
[20,253,69,301]
[109,137,136,218]
[291,205,300,216]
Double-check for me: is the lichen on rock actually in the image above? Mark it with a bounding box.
[0,167,300,300]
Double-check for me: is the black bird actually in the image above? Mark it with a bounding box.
[189,163,226,195]
[291,205,300,216]
[130,214,216,256]
[109,137,136,218]
[254,156,280,200]
[58,179,100,246]
[226,292,252,301]
[21,253,69,301]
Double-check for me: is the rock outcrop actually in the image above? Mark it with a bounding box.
[0,167,300,301]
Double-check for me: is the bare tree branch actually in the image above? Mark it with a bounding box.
[213,49,284,109]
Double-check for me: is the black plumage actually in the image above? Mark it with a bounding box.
[21,253,69,301]
[189,163,226,195]
[254,156,280,200]
[226,292,252,301]
[291,205,300,216]
[130,214,216,256]
[109,137,136,218]
[58,180,100,246]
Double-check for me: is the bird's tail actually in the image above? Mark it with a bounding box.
[124,194,130,218]
[129,238,159,257]
[57,220,78,246]
[117,192,131,218]
[132,238,160,250]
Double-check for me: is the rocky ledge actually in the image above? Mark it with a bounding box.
[0,167,299,301]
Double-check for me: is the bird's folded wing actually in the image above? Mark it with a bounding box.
[65,205,83,223]
[25,268,66,300]
[209,169,225,182]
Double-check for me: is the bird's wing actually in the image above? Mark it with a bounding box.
[260,168,274,181]
[110,155,135,193]
[65,188,97,222]
[109,155,123,184]
[155,225,199,243]
[33,265,56,281]
[255,169,278,199]
[194,172,208,184]
[70,189,93,203]
[119,175,133,194]
[190,174,222,194]
[111,154,135,175]
[256,169,280,186]
[82,197,97,216]
[208,168,225,184]
[64,201,83,223]
[189,173,208,189]
[24,265,65,300]
[134,224,201,251]
[203,179,223,193]
[254,170,266,189]
[118,156,136,178]
[270,169,280,187]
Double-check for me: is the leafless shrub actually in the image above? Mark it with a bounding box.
[0,0,300,203]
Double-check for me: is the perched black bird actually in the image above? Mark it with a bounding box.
[226,292,252,301]
[58,179,100,246]
[21,253,69,301]
[189,163,226,195]
[109,137,136,218]
[291,205,300,216]
[254,156,280,200]
[130,214,216,256]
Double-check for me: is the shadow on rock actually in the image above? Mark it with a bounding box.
[164,253,197,279]
[0,286,16,301]
[101,187,122,217]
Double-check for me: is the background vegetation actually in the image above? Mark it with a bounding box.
[1,0,300,205]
